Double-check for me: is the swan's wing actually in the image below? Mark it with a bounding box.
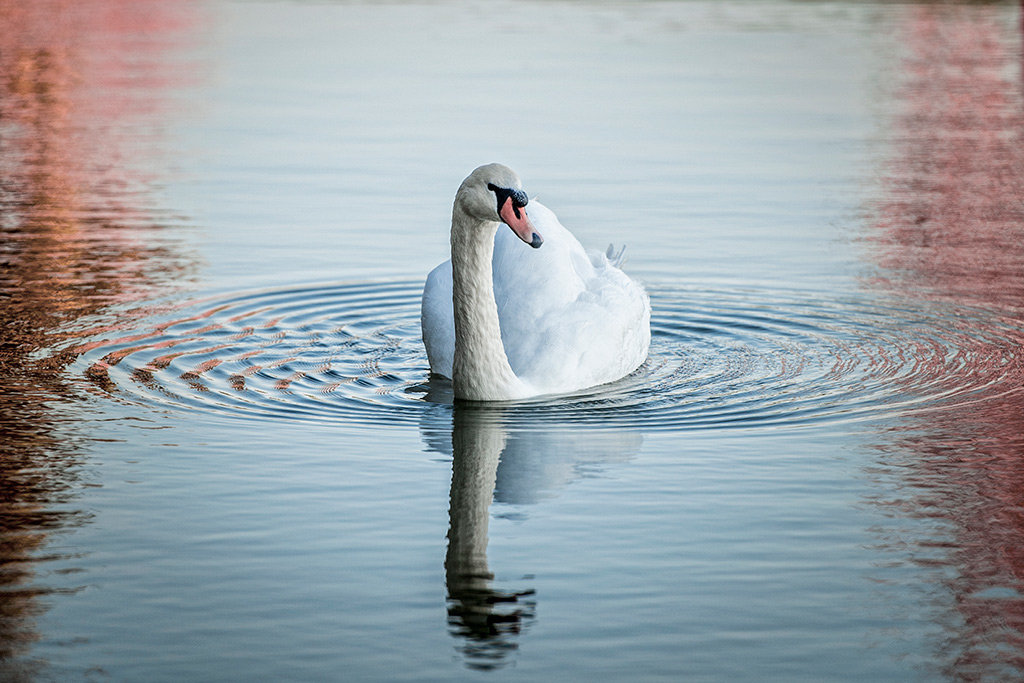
[421,259,454,378]
[493,201,651,394]
[506,259,650,394]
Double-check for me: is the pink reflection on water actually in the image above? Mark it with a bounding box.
[0,0,198,671]
[870,4,1024,678]
[873,5,1024,311]
[0,0,199,333]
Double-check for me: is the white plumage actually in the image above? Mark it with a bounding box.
[421,165,650,400]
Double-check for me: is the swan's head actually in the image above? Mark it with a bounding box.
[456,163,543,249]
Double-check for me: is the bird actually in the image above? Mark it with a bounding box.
[421,163,650,401]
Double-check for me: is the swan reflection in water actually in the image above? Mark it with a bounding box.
[444,406,535,670]
[425,399,643,670]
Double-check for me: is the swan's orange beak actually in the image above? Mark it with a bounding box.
[499,196,543,249]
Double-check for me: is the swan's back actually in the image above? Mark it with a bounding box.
[422,200,650,396]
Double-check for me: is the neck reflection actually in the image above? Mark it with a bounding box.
[444,404,535,671]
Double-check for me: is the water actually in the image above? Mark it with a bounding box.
[3,1,1024,680]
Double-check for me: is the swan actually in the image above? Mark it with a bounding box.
[421,163,650,401]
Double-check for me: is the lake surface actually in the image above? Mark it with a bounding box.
[3,1,1024,680]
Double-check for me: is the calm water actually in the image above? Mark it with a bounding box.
[3,1,1024,680]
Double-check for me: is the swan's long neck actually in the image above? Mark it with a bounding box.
[450,209,524,401]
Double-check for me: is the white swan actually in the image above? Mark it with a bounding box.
[421,163,650,401]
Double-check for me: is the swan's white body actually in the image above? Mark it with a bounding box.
[421,164,650,401]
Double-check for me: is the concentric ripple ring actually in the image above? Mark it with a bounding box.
[53,280,1024,431]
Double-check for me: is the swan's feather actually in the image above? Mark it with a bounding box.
[605,243,627,268]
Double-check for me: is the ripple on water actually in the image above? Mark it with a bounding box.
[54,280,1024,431]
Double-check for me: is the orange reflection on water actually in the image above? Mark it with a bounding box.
[871,4,1024,678]
[0,0,197,672]
[1,1,198,344]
